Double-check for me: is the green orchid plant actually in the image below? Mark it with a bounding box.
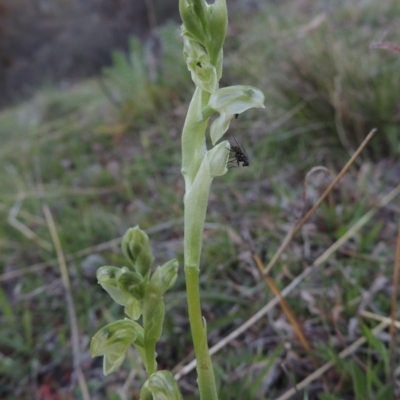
[179,0,264,399]
[90,1,264,399]
[90,227,183,399]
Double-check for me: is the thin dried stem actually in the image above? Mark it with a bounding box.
[8,195,52,252]
[360,311,400,329]
[43,205,91,400]
[252,253,312,354]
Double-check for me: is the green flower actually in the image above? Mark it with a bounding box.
[179,0,227,66]
[96,265,144,320]
[207,85,265,144]
[183,37,218,93]
[90,319,144,375]
[183,141,230,268]
[140,371,183,400]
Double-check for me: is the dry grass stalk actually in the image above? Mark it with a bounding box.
[252,253,312,354]
[43,204,91,400]
[360,310,400,329]
[8,195,52,252]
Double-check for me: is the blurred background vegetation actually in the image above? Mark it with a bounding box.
[0,0,399,399]
[0,0,178,107]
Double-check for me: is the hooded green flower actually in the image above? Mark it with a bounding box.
[207,85,265,144]
[183,37,218,93]
[90,319,144,375]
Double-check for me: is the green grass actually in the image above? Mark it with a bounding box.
[0,0,399,399]
[227,0,400,162]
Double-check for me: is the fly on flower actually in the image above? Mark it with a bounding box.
[228,136,249,167]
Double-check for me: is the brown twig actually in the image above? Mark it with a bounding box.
[252,253,312,354]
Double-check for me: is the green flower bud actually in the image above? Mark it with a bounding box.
[140,371,184,400]
[208,85,265,144]
[179,0,208,46]
[183,37,218,93]
[90,319,144,376]
[122,226,154,278]
[148,259,179,296]
[180,0,228,69]
[204,0,227,64]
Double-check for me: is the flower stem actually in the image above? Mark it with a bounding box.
[145,345,157,376]
[182,86,218,398]
[185,265,218,400]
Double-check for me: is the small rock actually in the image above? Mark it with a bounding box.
[81,254,106,280]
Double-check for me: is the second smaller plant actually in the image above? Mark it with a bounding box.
[90,226,183,399]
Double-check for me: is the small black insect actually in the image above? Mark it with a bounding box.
[228,136,249,167]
